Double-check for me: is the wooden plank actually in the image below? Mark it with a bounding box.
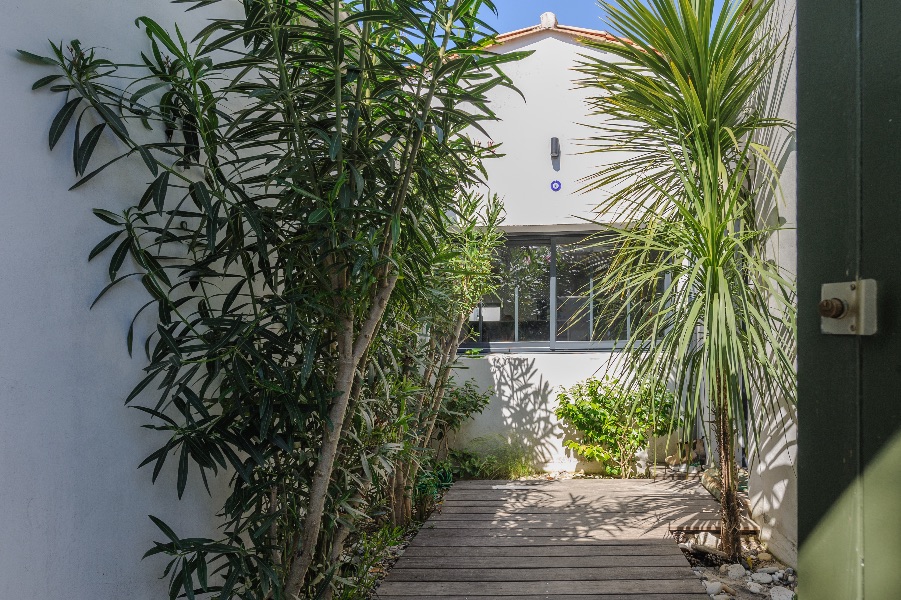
[444,481,708,490]
[449,479,703,489]
[423,521,673,530]
[401,544,686,558]
[406,534,676,546]
[393,555,690,568]
[669,519,759,534]
[431,509,721,518]
[440,493,713,502]
[376,579,707,596]
[377,480,728,598]
[437,497,712,506]
[411,528,674,539]
[385,566,696,582]
[441,487,713,494]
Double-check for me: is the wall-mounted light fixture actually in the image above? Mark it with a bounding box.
[550,137,561,158]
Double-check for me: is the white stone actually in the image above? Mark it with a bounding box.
[726,564,747,579]
[752,573,774,584]
[747,581,765,594]
[759,567,779,574]
[720,564,730,574]
[757,552,773,561]
[770,587,795,600]
[713,595,731,600]
[775,570,785,580]
[704,581,723,595]
[539,12,558,29]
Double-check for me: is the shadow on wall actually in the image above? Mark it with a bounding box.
[451,356,559,469]
[750,392,798,566]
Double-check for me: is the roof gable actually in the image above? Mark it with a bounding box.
[487,12,620,49]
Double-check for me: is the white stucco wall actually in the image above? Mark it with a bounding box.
[449,27,631,471]
[452,353,621,472]
[477,30,629,229]
[0,2,236,597]
[748,2,799,567]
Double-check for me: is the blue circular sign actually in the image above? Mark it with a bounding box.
[551,180,562,192]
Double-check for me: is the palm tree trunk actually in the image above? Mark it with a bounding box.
[714,398,742,561]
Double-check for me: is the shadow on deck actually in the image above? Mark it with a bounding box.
[376,478,757,599]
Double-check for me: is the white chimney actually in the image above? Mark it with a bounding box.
[539,12,558,29]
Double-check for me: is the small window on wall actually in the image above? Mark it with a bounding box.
[461,234,657,351]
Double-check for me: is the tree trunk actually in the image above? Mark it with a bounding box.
[285,273,398,596]
[417,316,467,458]
[390,470,412,526]
[714,399,742,561]
[390,317,466,527]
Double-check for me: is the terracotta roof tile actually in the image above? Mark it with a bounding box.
[486,22,627,49]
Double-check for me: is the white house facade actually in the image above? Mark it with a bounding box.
[453,13,661,472]
[452,11,800,566]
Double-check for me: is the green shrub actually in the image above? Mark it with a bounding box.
[439,380,493,434]
[336,525,405,600]
[450,435,535,480]
[555,377,680,478]
[412,459,454,518]
[430,379,493,460]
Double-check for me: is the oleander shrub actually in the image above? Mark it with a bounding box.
[21,1,525,597]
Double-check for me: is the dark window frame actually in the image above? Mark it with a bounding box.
[461,232,662,353]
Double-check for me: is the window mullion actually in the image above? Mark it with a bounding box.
[514,286,520,342]
[589,275,594,341]
[626,298,632,339]
[550,239,557,349]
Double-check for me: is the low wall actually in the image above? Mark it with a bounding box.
[451,352,622,472]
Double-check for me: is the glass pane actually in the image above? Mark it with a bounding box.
[480,274,515,343]
[480,244,551,343]
[556,238,625,341]
[514,245,551,341]
[460,308,480,345]
[556,241,593,341]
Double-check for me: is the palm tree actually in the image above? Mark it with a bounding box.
[578,0,795,560]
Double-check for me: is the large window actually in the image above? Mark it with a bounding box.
[462,234,651,351]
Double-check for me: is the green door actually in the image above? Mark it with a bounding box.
[798,0,901,597]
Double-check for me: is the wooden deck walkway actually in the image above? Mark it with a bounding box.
[377,478,754,599]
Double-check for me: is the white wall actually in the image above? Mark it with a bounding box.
[453,353,620,472]
[0,2,236,597]
[449,27,631,471]
[477,31,628,229]
[747,1,799,568]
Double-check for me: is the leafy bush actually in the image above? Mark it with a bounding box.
[412,459,454,518]
[440,380,493,433]
[450,435,535,479]
[432,379,492,456]
[406,379,490,516]
[555,378,680,478]
[336,525,405,600]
